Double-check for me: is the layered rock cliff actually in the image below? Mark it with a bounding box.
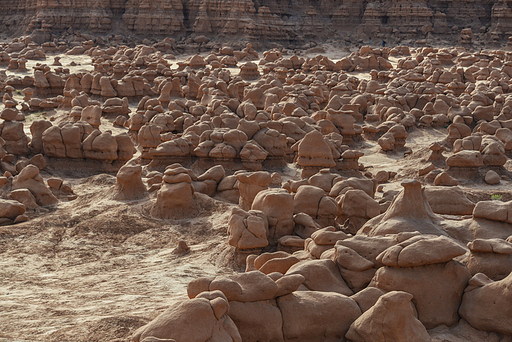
[0,0,507,42]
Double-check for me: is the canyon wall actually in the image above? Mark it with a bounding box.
[0,0,509,42]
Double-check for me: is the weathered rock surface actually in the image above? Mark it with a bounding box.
[346,291,430,342]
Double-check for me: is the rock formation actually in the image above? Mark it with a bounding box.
[0,0,507,44]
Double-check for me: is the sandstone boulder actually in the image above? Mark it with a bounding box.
[466,238,512,280]
[359,180,447,237]
[227,207,268,250]
[460,272,512,335]
[0,198,26,219]
[277,291,361,342]
[12,165,58,206]
[112,159,146,200]
[346,291,430,342]
[251,188,294,241]
[132,291,241,342]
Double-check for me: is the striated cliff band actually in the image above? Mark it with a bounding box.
[1,0,512,44]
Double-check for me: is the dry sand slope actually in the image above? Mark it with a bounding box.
[0,173,236,341]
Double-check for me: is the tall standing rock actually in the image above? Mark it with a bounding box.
[296,130,335,178]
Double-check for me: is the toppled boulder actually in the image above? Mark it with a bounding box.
[378,124,408,151]
[189,271,279,302]
[336,189,380,233]
[484,170,500,185]
[9,189,38,210]
[446,150,483,167]
[424,186,475,215]
[286,259,353,296]
[193,165,225,197]
[473,200,512,224]
[277,291,361,341]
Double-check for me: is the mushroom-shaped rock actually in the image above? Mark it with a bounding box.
[446,150,483,167]
[370,235,471,329]
[239,62,260,80]
[82,131,118,160]
[112,159,146,200]
[376,235,467,267]
[296,130,335,177]
[150,165,196,219]
[346,291,430,342]
[359,180,446,237]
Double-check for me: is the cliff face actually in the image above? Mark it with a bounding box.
[0,0,507,41]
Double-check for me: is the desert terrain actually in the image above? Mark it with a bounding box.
[1,1,512,341]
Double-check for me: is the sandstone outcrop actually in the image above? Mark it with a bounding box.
[112,159,147,200]
[150,164,197,219]
[459,272,512,336]
[132,291,241,342]
[359,180,447,237]
[346,291,430,342]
